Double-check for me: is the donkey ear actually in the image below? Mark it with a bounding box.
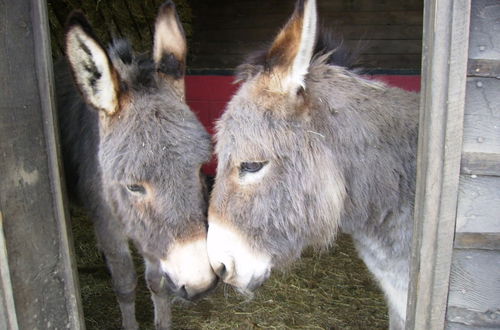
[267,0,317,93]
[153,1,187,97]
[65,12,121,116]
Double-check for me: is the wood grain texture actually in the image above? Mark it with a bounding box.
[454,233,500,250]
[0,212,19,330]
[467,59,500,78]
[447,322,500,330]
[461,151,500,176]
[462,77,500,155]
[0,0,84,328]
[447,249,500,327]
[406,0,471,329]
[188,0,423,70]
[456,175,500,234]
[468,0,500,61]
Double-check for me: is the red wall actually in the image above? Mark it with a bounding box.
[186,75,421,175]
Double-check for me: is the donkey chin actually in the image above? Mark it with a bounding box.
[159,238,218,301]
[206,215,273,295]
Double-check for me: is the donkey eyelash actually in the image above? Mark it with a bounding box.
[239,161,268,174]
[126,184,146,194]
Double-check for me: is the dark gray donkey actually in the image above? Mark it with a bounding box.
[206,0,419,328]
[56,2,216,329]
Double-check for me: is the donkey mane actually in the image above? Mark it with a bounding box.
[236,26,361,81]
[107,38,185,91]
[107,39,158,90]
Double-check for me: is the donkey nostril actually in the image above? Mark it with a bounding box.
[178,285,188,299]
[214,262,228,280]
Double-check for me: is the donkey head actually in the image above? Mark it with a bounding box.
[65,2,216,299]
[207,0,348,293]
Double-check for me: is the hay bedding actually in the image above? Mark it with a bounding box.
[71,207,388,329]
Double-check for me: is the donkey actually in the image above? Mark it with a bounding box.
[206,0,419,328]
[55,2,216,329]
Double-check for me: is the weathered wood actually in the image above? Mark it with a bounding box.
[467,59,500,78]
[189,0,423,70]
[454,233,500,250]
[446,322,500,330]
[194,11,423,30]
[461,151,500,176]
[462,77,500,156]
[468,0,500,61]
[406,0,471,329]
[447,249,500,327]
[456,175,500,234]
[0,212,19,330]
[195,25,423,43]
[190,53,423,71]
[0,0,84,329]
[194,0,423,14]
[192,40,422,57]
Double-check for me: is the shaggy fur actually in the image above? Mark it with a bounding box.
[56,3,214,329]
[208,0,418,329]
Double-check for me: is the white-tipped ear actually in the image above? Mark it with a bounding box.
[290,0,317,90]
[153,1,187,97]
[267,0,317,93]
[65,13,120,116]
[153,1,187,68]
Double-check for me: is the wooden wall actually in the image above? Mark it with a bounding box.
[0,1,84,328]
[447,0,500,328]
[188,0,423,71]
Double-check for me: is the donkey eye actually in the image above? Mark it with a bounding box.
[240,162,266,173]
[127,184,146,194]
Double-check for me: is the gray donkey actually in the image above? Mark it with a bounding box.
[56,2,216,329]
[206,0,419,328]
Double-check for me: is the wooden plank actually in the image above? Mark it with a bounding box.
[193,11,423,30]
[195,25,423,42]
[454,233,500,250]
[189,53,423,71]
[190,0,423,71]
[0,0,84,329]
[456,175,500,234]
[447,249,500,327]
[192,39,422,56]
[461,151,500,176]
[406,0,471,329]
[467,59,500,78]
[194,0,423,14]
[0,212,19,330]
[468,0,500,61]
[447,322,500,330]
[462,78,500,156]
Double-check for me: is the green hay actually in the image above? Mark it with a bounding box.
[71,207,388,329]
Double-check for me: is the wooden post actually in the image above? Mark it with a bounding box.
[406,0,471,329]
[0,0,85,329]
[0,212,19,330]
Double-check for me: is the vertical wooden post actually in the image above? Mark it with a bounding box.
[0,212,19,330]
[406,0,471,329]
[0,0,85,329]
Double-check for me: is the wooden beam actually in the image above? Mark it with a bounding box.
[456,175,500,235]
[406,0,471,329]
[0,212,19,330]
[461,152,500,176]
[454,233,500,250]
[468,0,500,61]
[0,1,84,328]
[467,59,500,78]
[447,250,500,327]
